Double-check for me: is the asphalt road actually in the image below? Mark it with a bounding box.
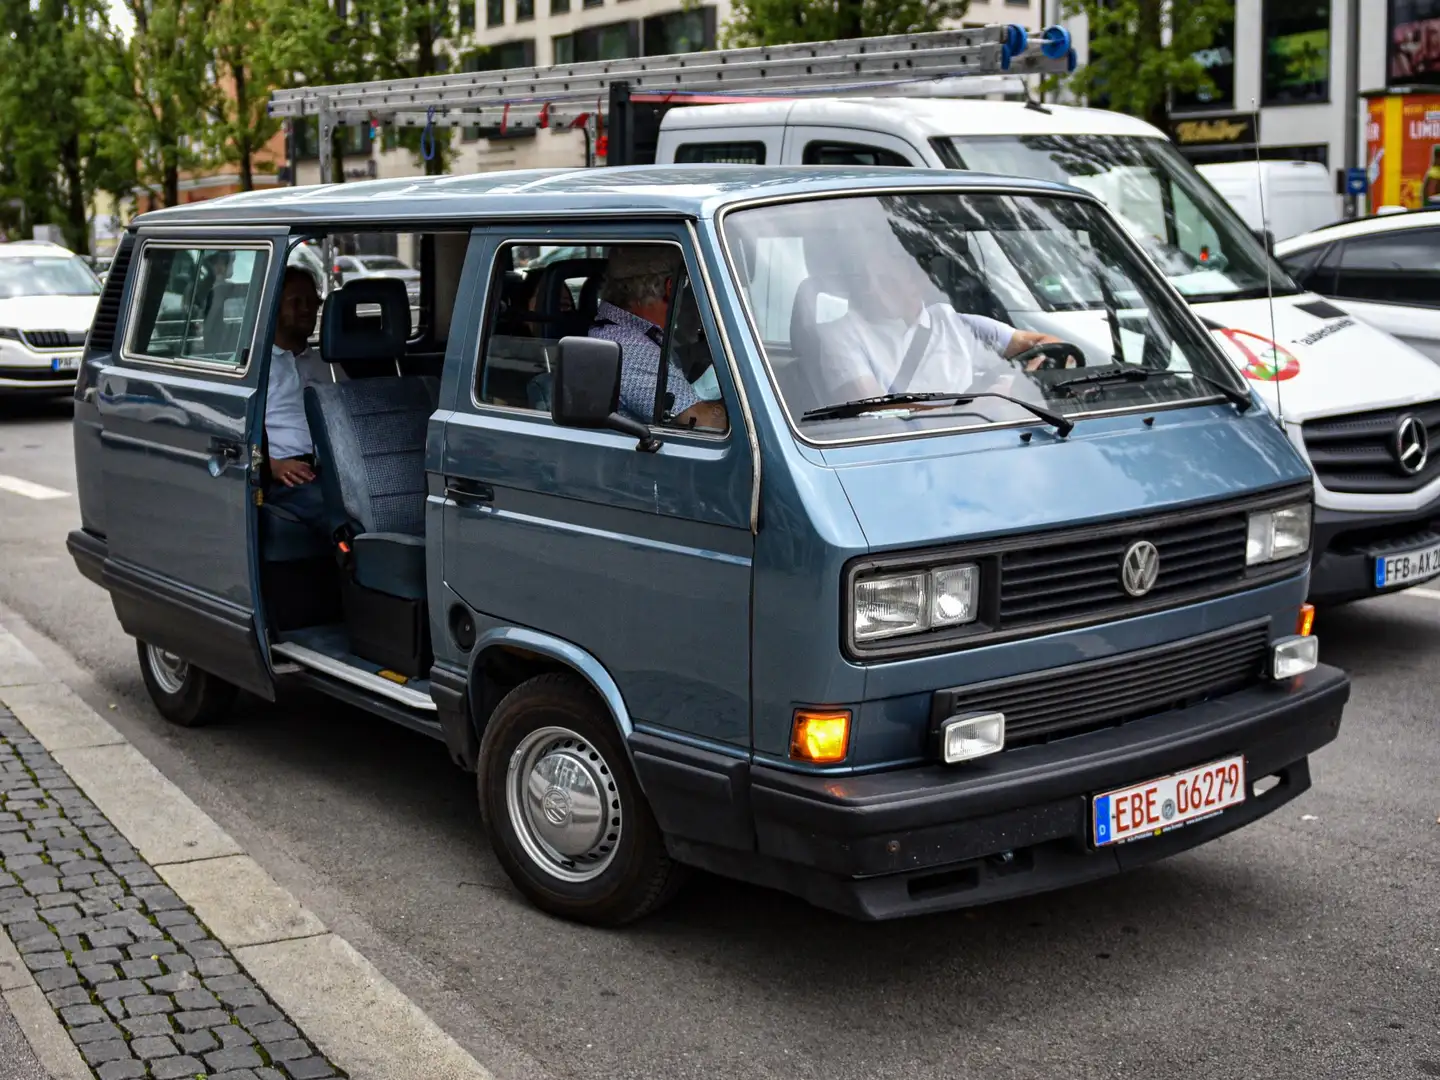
[1,396,1437,1080]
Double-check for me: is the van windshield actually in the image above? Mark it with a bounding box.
[723,191,1250,442]
[938,134,1300,304]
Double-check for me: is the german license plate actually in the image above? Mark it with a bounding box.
[50,354,80,372]
[1093,755,1246,847]
[1375,541,1440,589]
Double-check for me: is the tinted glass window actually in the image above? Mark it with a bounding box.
[803,142,913,167]
[675,141,766,164]
[128,246,269,366]
[1331,229,1440,306]
[477,242,727,432]
[1277,243,1334,291]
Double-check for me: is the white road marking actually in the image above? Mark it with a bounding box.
[0,474,69,500]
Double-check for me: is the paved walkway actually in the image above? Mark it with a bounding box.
[1,708,344,1080]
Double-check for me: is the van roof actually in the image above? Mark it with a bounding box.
[128,164,1085,228]
[658,97,1166,139]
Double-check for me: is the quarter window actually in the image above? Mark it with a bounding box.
[476,241,727,432]
[802,141,914,167]
[127,246,270,367]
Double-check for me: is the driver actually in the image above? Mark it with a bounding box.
[818,246,1071,401]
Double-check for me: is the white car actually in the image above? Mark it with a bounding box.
[654,97,1440,603]
[1274,209,1440,364]
[0,240,102,397]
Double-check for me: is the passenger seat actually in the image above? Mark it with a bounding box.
[303,279,440,676]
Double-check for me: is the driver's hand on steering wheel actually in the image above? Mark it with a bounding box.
[1007,331,1079,369]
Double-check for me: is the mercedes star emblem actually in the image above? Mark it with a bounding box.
[1121,540,1161,598]
[1394,415,1430,477]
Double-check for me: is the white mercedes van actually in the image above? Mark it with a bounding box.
[656,97,1440,604]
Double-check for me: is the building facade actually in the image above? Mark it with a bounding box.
[1060,0,1440,212]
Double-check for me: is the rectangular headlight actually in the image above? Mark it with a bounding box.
[1247,502,1312,565]
[941,712,1005,763]
[853,563,980,643]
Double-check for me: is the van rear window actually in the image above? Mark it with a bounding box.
[674,141,766,165]
[126,245,270,368]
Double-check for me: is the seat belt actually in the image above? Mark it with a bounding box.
[889,317,934,394]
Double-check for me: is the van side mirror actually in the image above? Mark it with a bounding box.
[1252,226,1276,255]
[552,336,660,451]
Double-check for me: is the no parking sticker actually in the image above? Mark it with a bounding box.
[1211,328,1301,382]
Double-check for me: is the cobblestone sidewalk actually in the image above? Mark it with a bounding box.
[0,706,347,1080]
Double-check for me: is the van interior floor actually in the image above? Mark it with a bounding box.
[271,625,438,727]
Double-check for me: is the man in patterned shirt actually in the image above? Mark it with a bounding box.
[587,246,727,431]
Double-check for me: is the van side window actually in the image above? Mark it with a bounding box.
[127,246,269,367]
[477,241,727,432]
[802,142,913,167]
[675,141,766,164]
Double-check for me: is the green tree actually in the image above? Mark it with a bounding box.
[1061,0,1233,131]
[721,0,969,48]
[207,0,285,191]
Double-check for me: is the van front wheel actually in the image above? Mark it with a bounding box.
[478,674,682,925]
[136,641,238,728]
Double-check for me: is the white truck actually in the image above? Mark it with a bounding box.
[270,28,1440,604]
[652,96,1440,604]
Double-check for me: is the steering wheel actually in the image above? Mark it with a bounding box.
[1009,341,1087,371]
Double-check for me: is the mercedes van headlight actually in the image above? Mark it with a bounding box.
[853,564,978,642]
[1246,502,1312,565]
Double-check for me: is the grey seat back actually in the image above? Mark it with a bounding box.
[304,376,440,537]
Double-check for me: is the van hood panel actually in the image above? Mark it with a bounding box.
[822,409,1307,552]
[1194,293,1440,422]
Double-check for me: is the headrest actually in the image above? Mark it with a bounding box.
[321,278,410,364]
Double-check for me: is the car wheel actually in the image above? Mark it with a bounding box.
[136,640,238,728]
[478,673,683,926]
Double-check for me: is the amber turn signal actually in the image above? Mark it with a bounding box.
[1296,603,1315,637]
[790,709,851,764]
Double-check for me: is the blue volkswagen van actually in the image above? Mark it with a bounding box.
[67,168,1349,924]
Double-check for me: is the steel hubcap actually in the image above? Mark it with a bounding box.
[507,726,621,883]
[146,645,189,696]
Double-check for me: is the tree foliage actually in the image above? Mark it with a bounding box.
[722,0,969,48]
[1061,0,1233,130]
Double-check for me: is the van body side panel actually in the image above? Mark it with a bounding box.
[440,223,755,748]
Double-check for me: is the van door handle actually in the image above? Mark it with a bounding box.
[445,478,494,506]
[207,439,244,477]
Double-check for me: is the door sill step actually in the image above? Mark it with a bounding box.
[271,641,436,712]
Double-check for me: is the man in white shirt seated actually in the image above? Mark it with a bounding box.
[264,268,327,531]
[817,248,1071,403]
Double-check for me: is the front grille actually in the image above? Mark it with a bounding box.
[999,512,1249,627]
[1303,400,1440,494]
[933,621,1271,747]
[20,330,85,350]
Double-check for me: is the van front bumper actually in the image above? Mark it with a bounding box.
[634,663,1348,920]
[1309,497,1440,605]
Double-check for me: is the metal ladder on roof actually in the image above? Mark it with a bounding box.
[268,23,1076,179]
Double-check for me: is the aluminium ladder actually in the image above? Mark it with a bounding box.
[268,23,1075,179]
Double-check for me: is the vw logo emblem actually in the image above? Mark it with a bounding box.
[540,787,572,827]
[1121,540,1161,598]
[1394,415,1430,477]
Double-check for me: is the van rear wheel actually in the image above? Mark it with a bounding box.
[136,640,238,728]
[478,673,683,926]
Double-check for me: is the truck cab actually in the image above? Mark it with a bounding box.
[68,167,1347,924]
[657,98,1440,606]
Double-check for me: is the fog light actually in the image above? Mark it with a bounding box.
[1272,635,1319,680]
[941,712,1005,764]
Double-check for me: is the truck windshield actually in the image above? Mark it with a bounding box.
[723,190,1250,442]
[939,135,1300,304]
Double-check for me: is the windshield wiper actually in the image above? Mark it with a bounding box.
[802,391,1073,436]
[1051,367,1252,412]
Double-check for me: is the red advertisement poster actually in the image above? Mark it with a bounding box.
[1366,91,1440,209]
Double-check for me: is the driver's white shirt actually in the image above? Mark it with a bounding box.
[819,304,1017,395]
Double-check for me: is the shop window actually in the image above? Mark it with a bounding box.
[1263,0,1331,105]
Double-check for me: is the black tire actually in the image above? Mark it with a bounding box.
[478,673,683,926]
[135,640,239,728]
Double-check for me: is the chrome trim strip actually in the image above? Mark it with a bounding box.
[270,641,437,711]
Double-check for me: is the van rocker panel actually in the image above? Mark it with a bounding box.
[637,664,1348,919]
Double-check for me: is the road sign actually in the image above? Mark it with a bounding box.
[1345,167,1369,196]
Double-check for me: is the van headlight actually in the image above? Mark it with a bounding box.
[853,564,978,642]
[1246,503,1312,565]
